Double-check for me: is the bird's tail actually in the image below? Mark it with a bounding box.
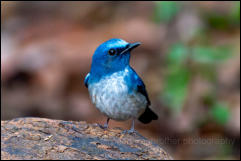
[138,107,158,124]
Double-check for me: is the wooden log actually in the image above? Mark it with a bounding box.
[1,117,172,160]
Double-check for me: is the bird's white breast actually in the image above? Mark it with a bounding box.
[88,69,146,121]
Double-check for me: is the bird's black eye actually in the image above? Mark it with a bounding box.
[108,49,116,56]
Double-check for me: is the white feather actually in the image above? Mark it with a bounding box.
[88,68,147,121]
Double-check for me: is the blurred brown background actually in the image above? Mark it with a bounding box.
[1,1,240,160]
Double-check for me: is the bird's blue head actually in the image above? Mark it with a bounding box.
[90,38,141,78]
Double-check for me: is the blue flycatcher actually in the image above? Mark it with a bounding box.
[85,38,158,133]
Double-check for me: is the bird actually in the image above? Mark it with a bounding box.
[84,38,158,133]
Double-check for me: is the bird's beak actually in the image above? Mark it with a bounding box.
[120,42,141,55]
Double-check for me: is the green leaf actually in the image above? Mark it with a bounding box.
[196,63,217,82]
[230,1,240,25]
[204,1,240,29]
[191,46,231,64]
[210,103,230,125]
[167,43,189,65]
[154,1,180,23]
[205,13,230,30]
[162,66,190,111]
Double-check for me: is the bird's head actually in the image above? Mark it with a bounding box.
[90,38,141,76]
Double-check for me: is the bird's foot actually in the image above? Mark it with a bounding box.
[98,123,108,130]
[122,129,137,135]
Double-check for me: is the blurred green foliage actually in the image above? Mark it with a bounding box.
[163,66,190,111]
[153,1,240,27]
[163,44,190,111]
[156,2,236,126]
[230,1,240,25]
[162,43,232,120]
[204,1,240,29]
[167,44,188,65]
[154,1,180,23]
[192,46,232,64]
[210,103,230,125]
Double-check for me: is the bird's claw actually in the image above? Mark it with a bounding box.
[122,129,137,135]
[98,123,108,130]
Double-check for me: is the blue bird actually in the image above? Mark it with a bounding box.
[84,38,158,133]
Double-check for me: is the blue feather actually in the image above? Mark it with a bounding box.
[124,66,151,105]
[84,73,90,88]
[85,38,158,124]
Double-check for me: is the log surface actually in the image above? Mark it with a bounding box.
[1,117,172,160]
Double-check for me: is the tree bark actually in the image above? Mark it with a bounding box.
[1,117,172,160]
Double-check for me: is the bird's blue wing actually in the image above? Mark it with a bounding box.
[126,67,151,105]
[137,82,151,105]
[84,73,90,88]
[126,67,158,124]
